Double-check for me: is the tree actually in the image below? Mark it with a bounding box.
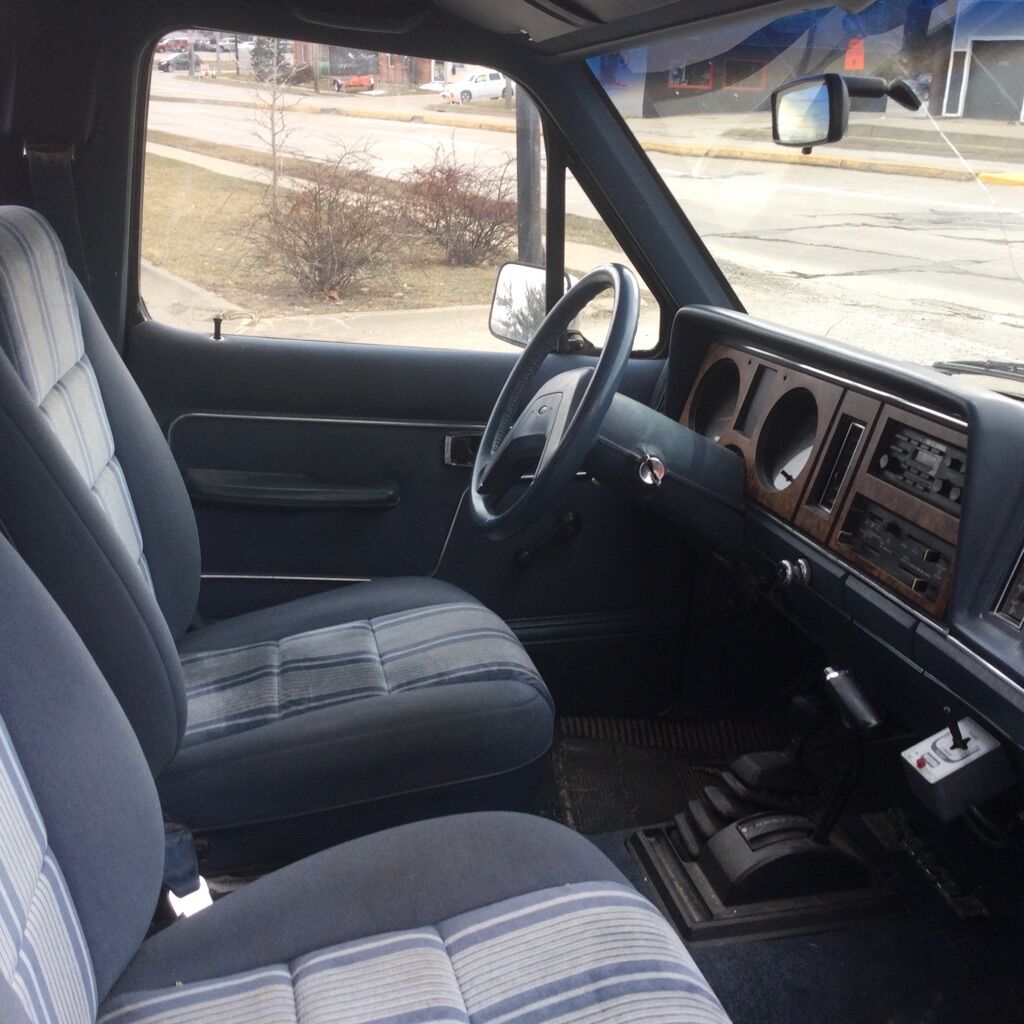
[401,143,518,266]
[251,38,301,213]
[254,145,395,299]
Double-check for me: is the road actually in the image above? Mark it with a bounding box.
[147,75,1024,365]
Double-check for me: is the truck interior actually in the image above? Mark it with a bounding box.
[1,0,1022,1021]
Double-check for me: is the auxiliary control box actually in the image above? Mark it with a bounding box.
[902,718,1014,821]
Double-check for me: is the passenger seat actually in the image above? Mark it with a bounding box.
[0,532,731,1023]
[0,205,554,858]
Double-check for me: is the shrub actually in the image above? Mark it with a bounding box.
[401,145,517,266]
[254,147,393,298]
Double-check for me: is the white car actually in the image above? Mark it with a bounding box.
[440,70,513,104]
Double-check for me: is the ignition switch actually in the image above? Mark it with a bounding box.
[638,452,666,488]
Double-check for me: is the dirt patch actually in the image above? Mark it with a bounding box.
[142,153,502,317]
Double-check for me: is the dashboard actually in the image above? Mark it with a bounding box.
[595,303,1024,755]
[680,342,967,620]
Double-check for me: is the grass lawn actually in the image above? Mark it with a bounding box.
[142,153,500,316]
[146,131,622,256]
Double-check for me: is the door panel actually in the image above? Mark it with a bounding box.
[127,320,689,713]
[170,412,475,583]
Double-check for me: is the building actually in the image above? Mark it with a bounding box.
[941,0,1024,119]
[375,53,434,87]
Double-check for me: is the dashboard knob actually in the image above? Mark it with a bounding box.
[776,557,811,587]
[638,453,666,488]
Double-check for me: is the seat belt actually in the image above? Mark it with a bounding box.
[23,141,91,287]
[163,821,213,917]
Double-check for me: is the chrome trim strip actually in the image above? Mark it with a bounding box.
[994,546,1024,630]
[946,633,1024,697]
[737,343,969,431]
[762,512,1024,697]
[167,411,488,447]
[201,572,371,583]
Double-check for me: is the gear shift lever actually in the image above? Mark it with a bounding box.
[944,706,970,751]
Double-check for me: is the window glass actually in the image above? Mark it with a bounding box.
[143,31,659,353]
[144,35,535,352]
[588,0,1024,381]
[564,168,661,352]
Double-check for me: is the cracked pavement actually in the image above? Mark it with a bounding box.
[148,79,1024,369]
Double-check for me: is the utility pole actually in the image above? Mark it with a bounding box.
[516,89,543,266]
[214,31,221,78]
[187,29,195,79]
[313,43,321,93]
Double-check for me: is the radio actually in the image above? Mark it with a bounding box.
[872,422,966,516]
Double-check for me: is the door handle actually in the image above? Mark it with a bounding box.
[445,432,482,468]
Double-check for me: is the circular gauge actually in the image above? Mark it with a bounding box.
[690,359,740,442]
[756,388,818,492]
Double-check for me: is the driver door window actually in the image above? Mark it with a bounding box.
[141,33,661,354]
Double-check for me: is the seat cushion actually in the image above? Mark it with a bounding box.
[180,599,546,748]
[160,581,555,834]
[104,813,731,1023]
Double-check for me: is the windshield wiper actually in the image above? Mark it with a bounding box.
[933,360,1024,386]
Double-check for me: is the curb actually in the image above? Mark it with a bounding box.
[978,170,1024,187]
[639,139,976,181]
[151,92,1021,185]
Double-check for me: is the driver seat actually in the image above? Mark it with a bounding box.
[0,206,554,857]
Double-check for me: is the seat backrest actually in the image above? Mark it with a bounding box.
[0,534,164,1023]
[0,206,200,771]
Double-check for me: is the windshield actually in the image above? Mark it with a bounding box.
[589,0,1024,381]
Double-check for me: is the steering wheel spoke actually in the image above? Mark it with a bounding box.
[478,390,562,497]
[470,265,639,540]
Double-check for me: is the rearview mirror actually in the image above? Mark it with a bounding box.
[772,74,921,150]
[489,262,572,346]
[772,74,849,148]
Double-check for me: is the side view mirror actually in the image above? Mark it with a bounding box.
[772,73,921,151]
[489,262,573,346]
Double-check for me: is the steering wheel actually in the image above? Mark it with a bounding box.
[470,264,639,539]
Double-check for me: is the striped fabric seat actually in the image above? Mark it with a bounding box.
[0,208,152,588]
[181,602,546,747]
[0,719,97,1024]
[98,882,731,1024]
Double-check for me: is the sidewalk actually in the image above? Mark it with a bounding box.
[150,72,1024,185]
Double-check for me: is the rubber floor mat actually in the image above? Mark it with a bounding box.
[558,715,790,753]
[551,716,793,834]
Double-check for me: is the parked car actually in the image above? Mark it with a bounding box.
[194,37,231,52]
[157,51,203,72]
[154,35,189,52]
[440,70,513,103]
[333,72,375,91]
